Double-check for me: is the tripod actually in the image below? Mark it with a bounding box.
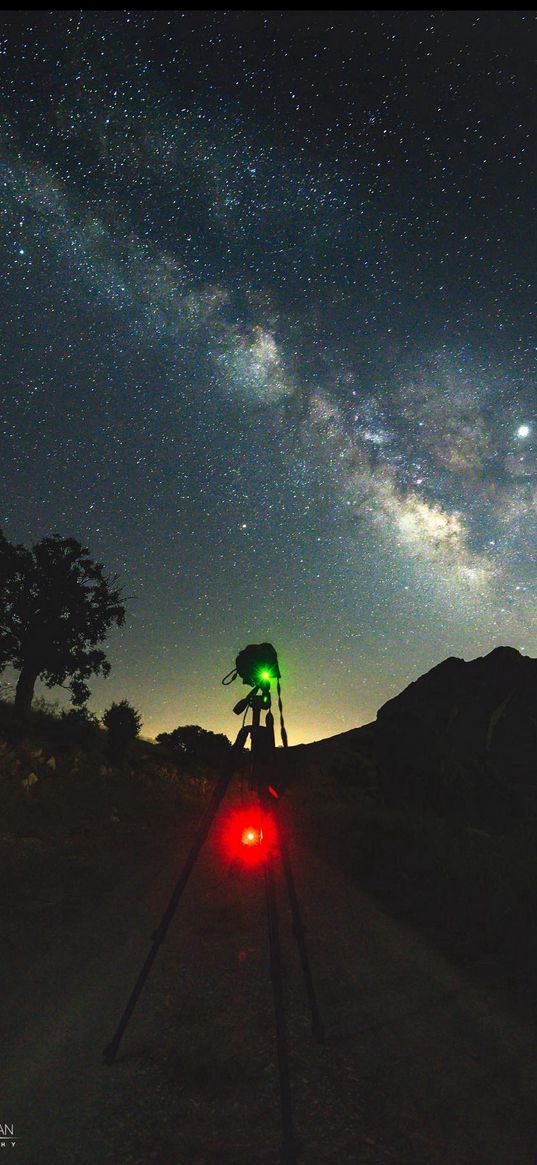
[103,665,324,1165]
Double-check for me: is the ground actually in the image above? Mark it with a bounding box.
[2,784,537,1164]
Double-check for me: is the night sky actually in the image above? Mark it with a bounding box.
[1,11,537,742]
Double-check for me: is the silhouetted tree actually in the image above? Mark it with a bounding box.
[0,532,125,715]
[155,724,231,773]
[102,699,142,768]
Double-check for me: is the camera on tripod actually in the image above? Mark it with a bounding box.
[104,635,322,1164]
[235,642,281,688]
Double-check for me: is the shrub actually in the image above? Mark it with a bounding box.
[102,700,142,768]
[60,705,101,747]
[155,724,231,777]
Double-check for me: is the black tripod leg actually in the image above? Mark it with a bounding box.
[103,761,235,1064]
[280,835,325,1043]
[264,849,297,1165]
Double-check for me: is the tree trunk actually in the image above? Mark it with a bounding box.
[14,665,39,716]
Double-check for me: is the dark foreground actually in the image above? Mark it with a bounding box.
[2,789,537,1165]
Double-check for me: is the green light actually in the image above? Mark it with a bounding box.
[259,669,271,681]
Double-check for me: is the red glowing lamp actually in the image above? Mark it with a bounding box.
[220,808,277,867]
[241,825,264,847]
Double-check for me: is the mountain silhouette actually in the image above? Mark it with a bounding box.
[374,646,537,824]
[293,647,537,830]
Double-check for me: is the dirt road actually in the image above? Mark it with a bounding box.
[2,792,537,1164]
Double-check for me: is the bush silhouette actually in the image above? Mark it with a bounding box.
[155,724,230,775]
[60,705,101,748]
[102,700,142,768]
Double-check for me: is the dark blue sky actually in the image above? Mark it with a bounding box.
[1,11,536,741]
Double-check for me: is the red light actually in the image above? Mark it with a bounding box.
[220,807,277,867]
[241,826,264,847]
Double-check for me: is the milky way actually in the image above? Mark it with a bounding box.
[1,12,536,741]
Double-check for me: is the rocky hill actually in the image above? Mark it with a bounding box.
[285,647,537,992]
[287,646,537,831]
[375,645,537,824]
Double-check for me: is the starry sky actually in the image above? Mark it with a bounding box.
[1,10,537,743]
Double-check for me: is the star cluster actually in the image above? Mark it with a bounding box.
[1,12,536,741]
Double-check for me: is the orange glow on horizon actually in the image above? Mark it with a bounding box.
[142,715,369,747]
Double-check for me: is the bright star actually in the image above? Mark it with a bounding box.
[516,424,530,438]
